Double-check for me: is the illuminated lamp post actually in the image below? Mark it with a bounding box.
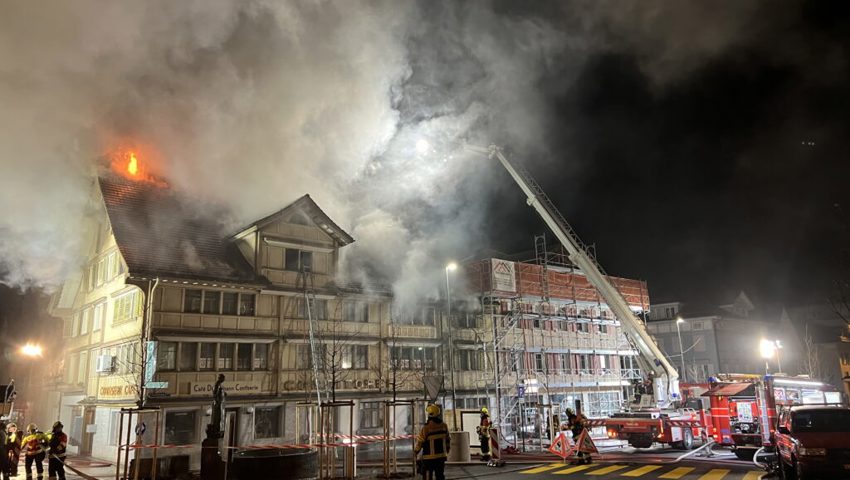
[760,338,776,375]
[676,317,686,383]
[445,262,459,430]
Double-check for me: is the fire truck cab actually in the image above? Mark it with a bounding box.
[702,374,843,460]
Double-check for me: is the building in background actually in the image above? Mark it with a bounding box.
[782,304,850,398]
[646,292,792,383]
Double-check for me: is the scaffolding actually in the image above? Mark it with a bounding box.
[464,238,650,450]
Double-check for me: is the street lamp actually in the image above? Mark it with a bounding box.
[676,317,686,383]
[760,338,776,375]
[445,262,459,431]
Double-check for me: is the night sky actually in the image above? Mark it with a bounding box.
[481,0,850,307]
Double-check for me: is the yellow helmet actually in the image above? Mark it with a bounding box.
[426,404,441,417]
[481,407,489,415]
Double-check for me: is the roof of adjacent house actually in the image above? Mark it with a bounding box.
[99,174,263,284]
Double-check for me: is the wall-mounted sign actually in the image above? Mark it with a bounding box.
[189,380,263,396]
[99,384,138,399]
[491,259,516,293]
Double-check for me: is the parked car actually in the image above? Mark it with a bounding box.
[775,405,850,479]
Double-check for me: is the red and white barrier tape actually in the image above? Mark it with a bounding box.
[120,433,415,451]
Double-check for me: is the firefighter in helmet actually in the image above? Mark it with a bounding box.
[21,423,48,480]
[47,422,67,480]
[565,408,591,464]
[6,423,22,478]
[414,404,450,480]
[477,407,491,461]
[1,421,9,480]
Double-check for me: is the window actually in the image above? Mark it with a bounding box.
[200,343,215,371]
[218,344,234,370]
[576,322,589,334]
[340,345,367,370]
[599,324,609,334]
[398,306,434,325]
[93,303,104,331]
[184,290,202,313]
[295,344,326,370]
[240,294,255,316]
[578,354,591,373]
[114,292,140,325]
[80,308,90,335]
[63,316,73,337]
[391,347,435,370]
[157,342,177,371]
[343,301,369,322]
[254,344,269,370]
[222,292,238,315]
[313,299,328,320]
[164,411,197,445]
[534,353,545,373]
[557,353,570,373]
[285,249,313,272]
[236,344,252,371]
[179,343,197,371]
[359,402,384,430]
[108,411,120,446]
[254,407,281,439]
[203,291,221,314]
[78,351,88,384]
[459,350,481,371]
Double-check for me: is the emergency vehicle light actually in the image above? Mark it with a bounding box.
[773,378,825,388]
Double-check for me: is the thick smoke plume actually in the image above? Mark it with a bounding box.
[0,1,762,302]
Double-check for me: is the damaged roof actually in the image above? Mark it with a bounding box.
[99,174,262,284]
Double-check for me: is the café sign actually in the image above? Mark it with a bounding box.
[189,380,263,396]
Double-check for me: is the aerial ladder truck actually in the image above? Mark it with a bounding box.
[467,145,705,449]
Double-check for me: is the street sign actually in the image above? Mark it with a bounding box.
[144,341,158,383]
[517,385,525,399]
[146,381,168,389]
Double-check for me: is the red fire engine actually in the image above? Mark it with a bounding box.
[701,374,842,459]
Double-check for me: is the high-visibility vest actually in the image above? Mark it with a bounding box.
[22,432,48,456]
[416,419,450,460]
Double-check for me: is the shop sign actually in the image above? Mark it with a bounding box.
[99,384,138,399]
[491,259,516,293]
[189,380,263,396]
[283,378,388,391]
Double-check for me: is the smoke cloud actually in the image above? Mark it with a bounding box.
[0,1,765,301]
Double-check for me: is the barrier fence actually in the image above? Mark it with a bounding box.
[118,433,416,451]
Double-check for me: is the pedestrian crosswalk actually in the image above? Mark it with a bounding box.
[519,462,763,479]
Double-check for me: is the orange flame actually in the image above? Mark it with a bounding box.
[127,152,139,176]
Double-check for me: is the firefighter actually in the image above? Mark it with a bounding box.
[46,422,66,480]
[476,407,491,461]
[6,423,21,478]
[565,409,591,465]
[414,404,450,480]
[21,424,47,480]
[1,421,9,480]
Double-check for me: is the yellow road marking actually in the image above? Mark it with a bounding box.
[553,464,593,475]
[697,469,730,480]
[742,472,764,480]
[586,465,629,475]
[622,465,663,477]
[520,463,567,474]
[659,467,695,479]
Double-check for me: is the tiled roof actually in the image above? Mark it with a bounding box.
[99,175,263,284]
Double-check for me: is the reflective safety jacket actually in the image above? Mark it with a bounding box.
[476,414,491,438]
[415,418,450,460]
[21,431,48,456]
[48,432,68,458]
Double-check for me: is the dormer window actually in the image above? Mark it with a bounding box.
[285,249,313,272]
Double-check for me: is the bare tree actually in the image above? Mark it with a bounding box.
[804,323,822,379]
